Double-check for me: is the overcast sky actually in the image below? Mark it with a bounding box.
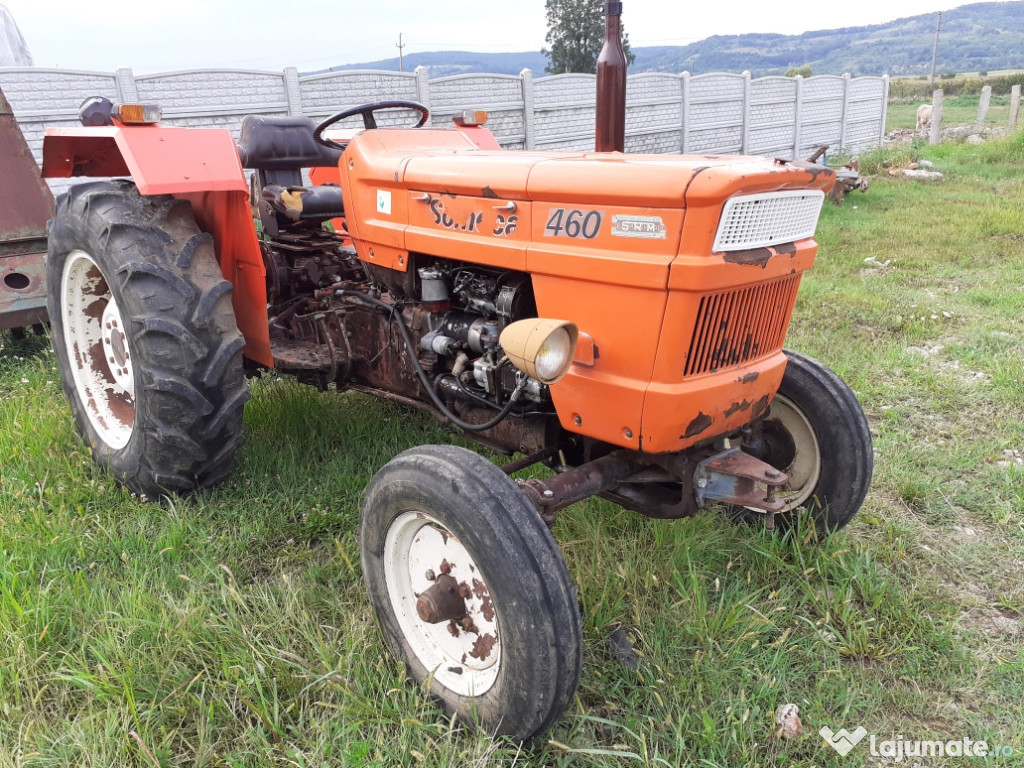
[5,0,960,74]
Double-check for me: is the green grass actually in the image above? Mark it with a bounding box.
[886,95,1015,132]
[2,131,1024,766]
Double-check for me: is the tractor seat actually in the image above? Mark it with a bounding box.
[261,184,344,221]
[237,115,343,170]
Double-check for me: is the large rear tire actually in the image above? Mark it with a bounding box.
[731,350,873,534]
[360,445,582,742]
[47,180,249,497]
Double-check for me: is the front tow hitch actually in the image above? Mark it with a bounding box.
[694,448,789,530]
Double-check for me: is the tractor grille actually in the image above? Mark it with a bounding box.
[684,275,801,377]
[713,190,824,252]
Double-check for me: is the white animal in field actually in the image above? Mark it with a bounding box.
[916,104,933,130]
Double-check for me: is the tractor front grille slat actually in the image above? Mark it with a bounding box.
[684,275,801,377]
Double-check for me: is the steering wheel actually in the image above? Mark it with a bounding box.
[314,100,430,150]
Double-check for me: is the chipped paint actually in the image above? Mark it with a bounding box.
[723,247,773,267]
[683,412,713,439]
[469,633,497,661]
[724,400,751,417]
[751,394,771,420]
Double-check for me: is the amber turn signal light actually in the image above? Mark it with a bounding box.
[452,110,488,127]
[115,103,163,125]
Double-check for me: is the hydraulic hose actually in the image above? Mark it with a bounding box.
[335,290,523,432]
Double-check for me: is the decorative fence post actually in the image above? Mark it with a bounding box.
[414,66,431,121]
[838,73,851,153]
[283,67,302,116]
[115,67,138,103]
[680,71,690,154]
[520,69,536,150]
[879,74,890,146]
[792,75,804,160]
[740,71,751,154]
[929,89,944,145]
[976,85,992,125]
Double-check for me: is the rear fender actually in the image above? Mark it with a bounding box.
[42,125,272,367]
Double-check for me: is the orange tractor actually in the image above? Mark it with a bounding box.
[41,97,872,740]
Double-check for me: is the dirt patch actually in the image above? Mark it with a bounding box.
[962,607,1024,637]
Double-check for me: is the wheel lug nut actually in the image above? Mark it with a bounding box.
[425,569,436,582]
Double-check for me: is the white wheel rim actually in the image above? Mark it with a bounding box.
[383,511,500,696]
[61,250,135,450]
[766,393,822,510]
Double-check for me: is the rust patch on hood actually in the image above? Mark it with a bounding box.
[723,241,799,268]
[683,412,713,439]
[724,248,773,267]
[751,394,771,420]
[725,400,750,417]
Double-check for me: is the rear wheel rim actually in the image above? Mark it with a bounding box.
[383,510,501,696]
[61,249,136,449]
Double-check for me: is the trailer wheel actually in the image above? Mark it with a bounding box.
[360,445,582,742]
[733,350,873,533]
[47,180,249,498]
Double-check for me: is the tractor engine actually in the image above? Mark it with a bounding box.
[260,228,556,455]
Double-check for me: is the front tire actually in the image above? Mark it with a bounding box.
[733,350,873,533]
[47,181,249,497]
[360,445,582,741]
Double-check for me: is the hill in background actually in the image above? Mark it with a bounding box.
[316,1,1024,78]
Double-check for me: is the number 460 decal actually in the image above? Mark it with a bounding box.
[544,208,603,239]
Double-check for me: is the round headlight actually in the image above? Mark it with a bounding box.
[533,327,574,382]
[499,319,580,385]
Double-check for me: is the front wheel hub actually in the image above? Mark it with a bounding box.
[60,249,136,449]
[101,297,135,396]
[416,573,467,624]
[384,511,501,696]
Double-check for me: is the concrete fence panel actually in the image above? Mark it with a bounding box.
[686,73,746,154]
[297,70,419,120]
[625,72,682,155]
[0,64,892,193]
[748,75,797,157]
[429,73,527,148]
[532,73,596,151]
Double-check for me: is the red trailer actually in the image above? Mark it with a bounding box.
[0,82,51,330]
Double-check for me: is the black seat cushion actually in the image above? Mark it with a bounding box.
[237,115,344,170]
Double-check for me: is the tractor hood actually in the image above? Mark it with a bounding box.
[339,127,833,289]
[339,127,834,454]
